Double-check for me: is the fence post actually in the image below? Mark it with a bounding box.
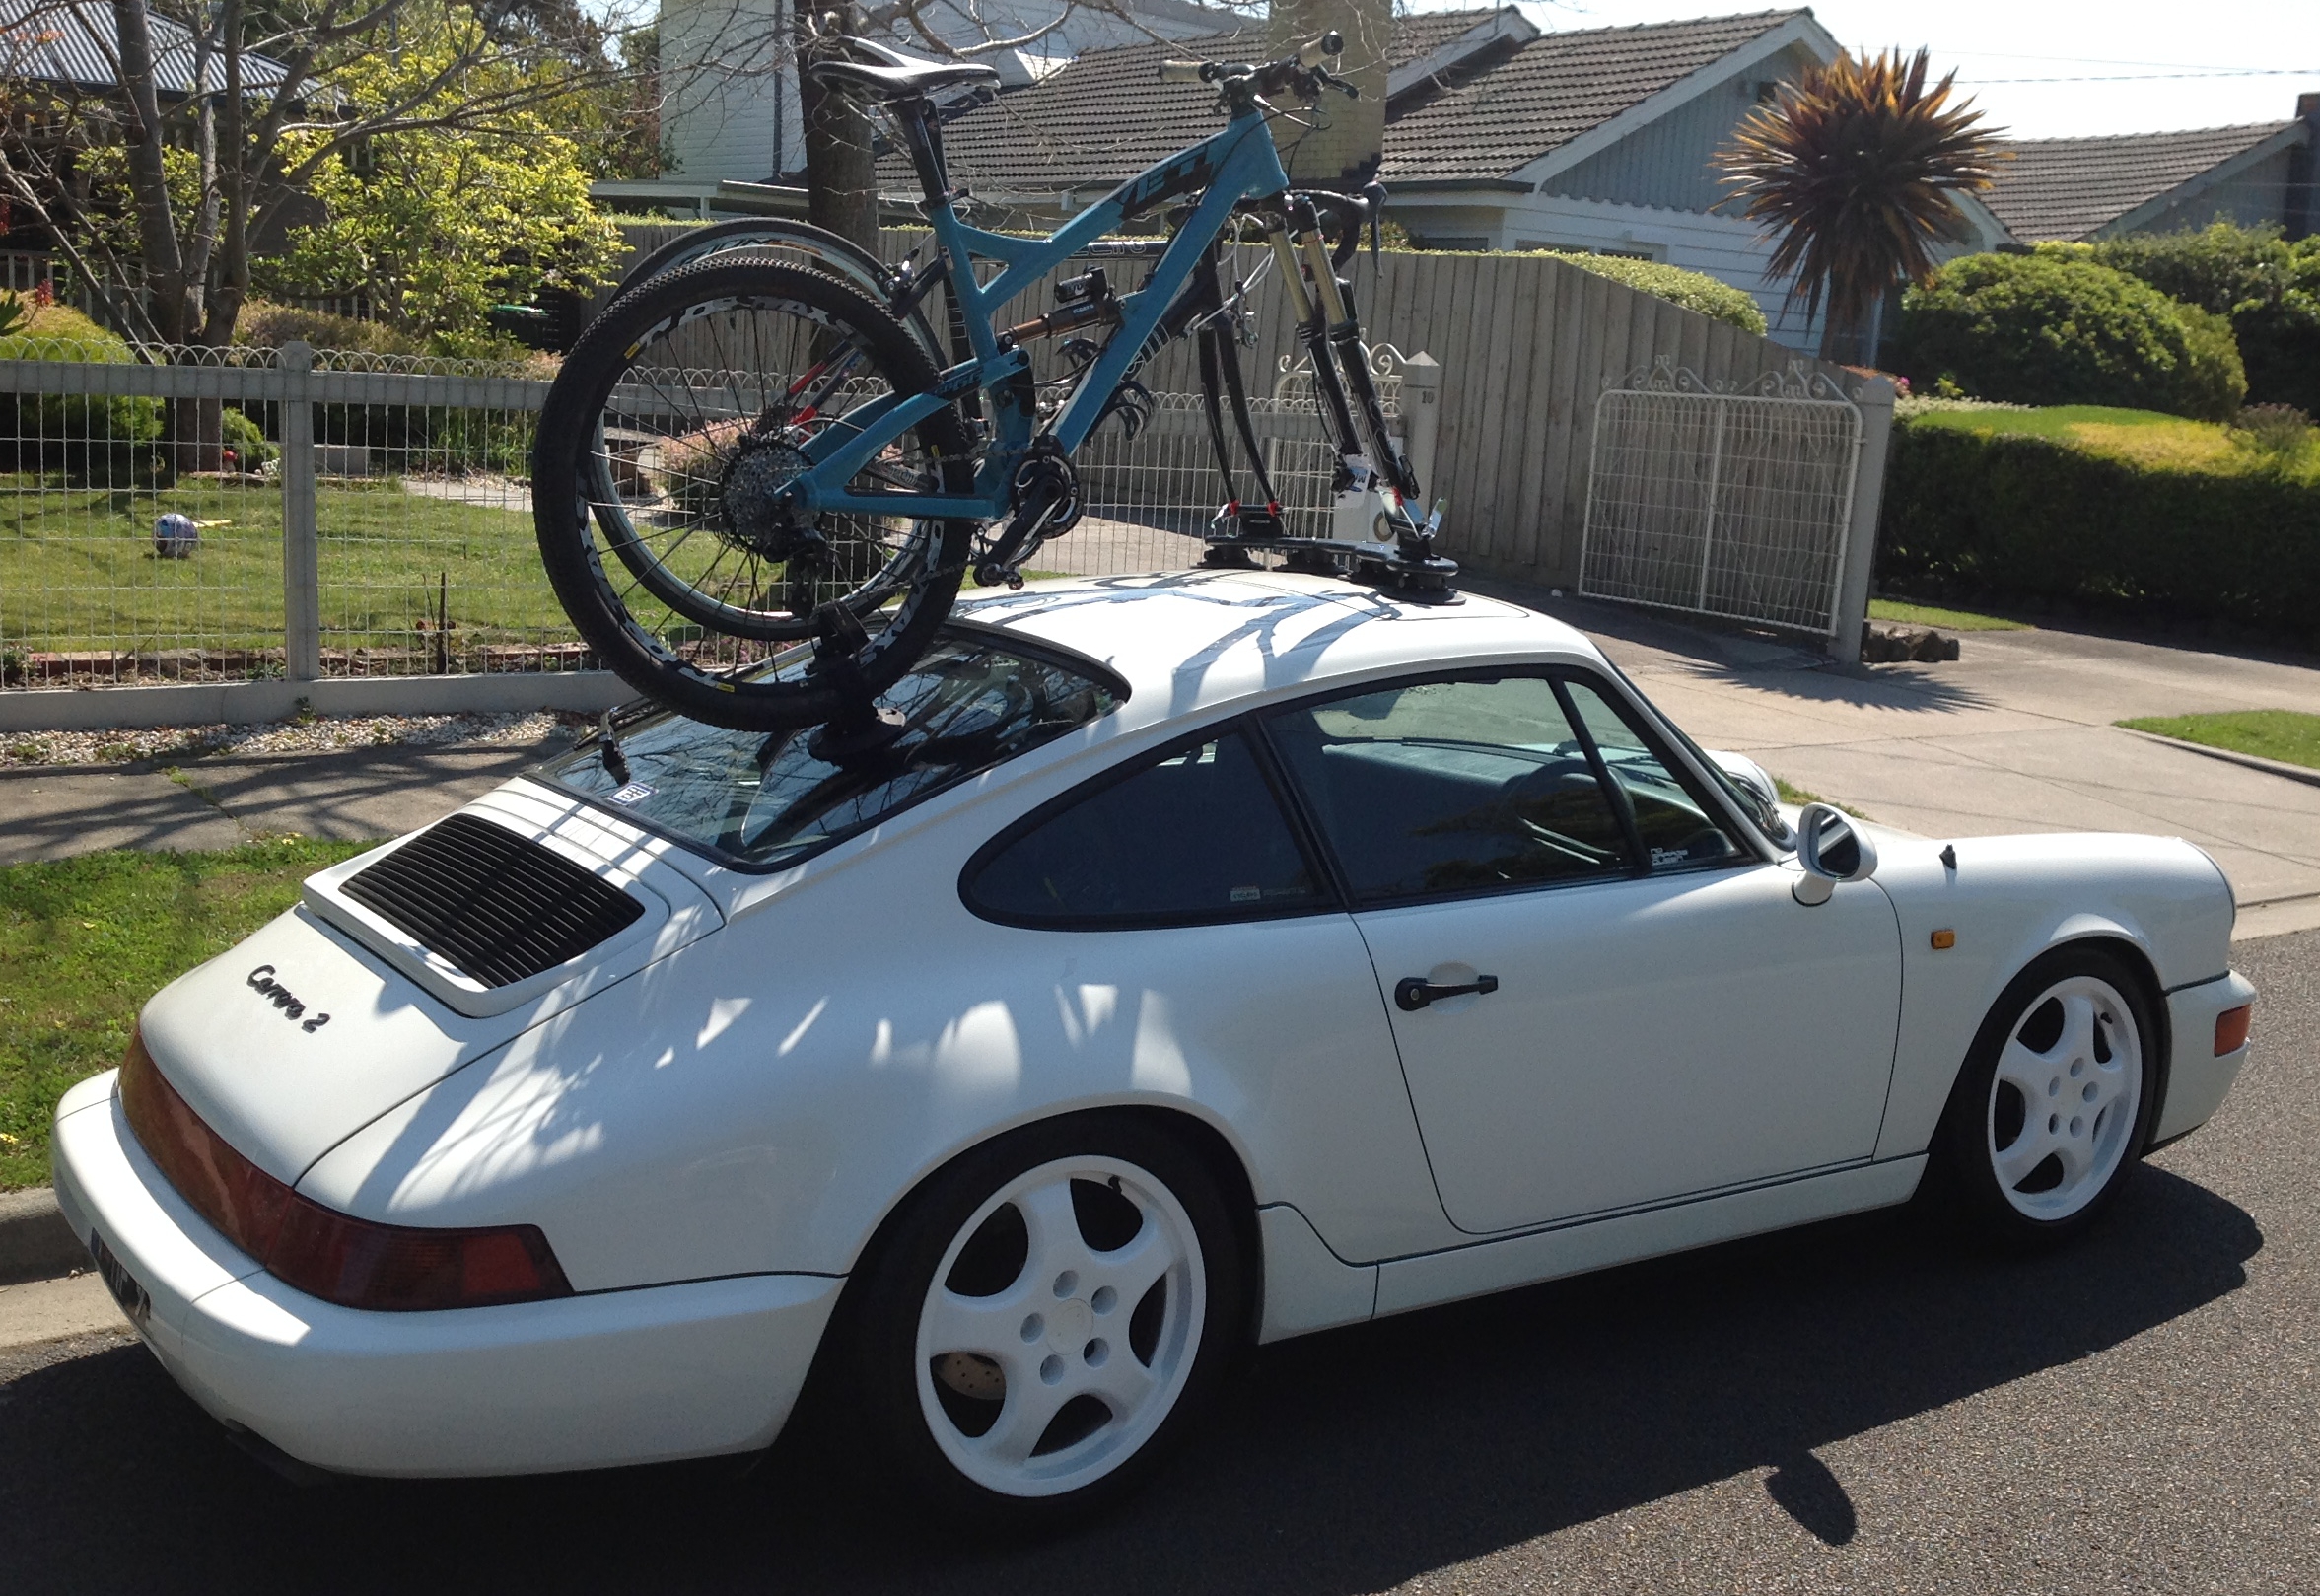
[279,340,321,682]
[1829,374,1895,660]
[1399,351,1441,502]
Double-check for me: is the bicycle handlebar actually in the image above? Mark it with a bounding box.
[1159,31,1345,93]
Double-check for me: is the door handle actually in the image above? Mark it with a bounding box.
[1394,974,1500,1011]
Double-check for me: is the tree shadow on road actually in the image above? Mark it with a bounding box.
[0,1163,2257,1596]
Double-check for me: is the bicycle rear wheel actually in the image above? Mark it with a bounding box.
[534,253,974,730]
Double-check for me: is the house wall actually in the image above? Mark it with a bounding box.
[661,0,800,183]
[2116,146,2300,238]
[1544,39,1819,214]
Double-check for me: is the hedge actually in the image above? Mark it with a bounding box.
[1893,252,2246,422]
[1540,252,1770,335]
[0,304,163,479]
[1879,418,2320,641]
[2075,224,2320,419]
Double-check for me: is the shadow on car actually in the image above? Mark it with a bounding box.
[0,1159,2258,1595]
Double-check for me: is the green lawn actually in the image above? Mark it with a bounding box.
[2118,710,2320,771]
[0,839,375,1189]
[1901,403,2320,481]
[0,476,574,658]
[1868,597,2030,632]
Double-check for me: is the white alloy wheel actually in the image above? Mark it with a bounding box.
[912,1154,1208,1498]
[1985,973,2144,1221]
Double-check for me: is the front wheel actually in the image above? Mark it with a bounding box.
[1933,945,2159,1248]
[836,1116,1247,1530]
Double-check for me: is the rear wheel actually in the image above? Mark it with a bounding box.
[1934,945,2159,1247]
[837,1116,1246,1530]
[533,253,972,730]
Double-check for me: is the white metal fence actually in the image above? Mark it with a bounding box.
[0,339,1406,695]
[1579,360,1873,640]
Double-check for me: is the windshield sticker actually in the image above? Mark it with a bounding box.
[607,782,655,805]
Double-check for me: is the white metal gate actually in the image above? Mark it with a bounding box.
[1579,359,1863,634]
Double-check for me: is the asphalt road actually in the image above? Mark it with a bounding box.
[4,929,2314,1596]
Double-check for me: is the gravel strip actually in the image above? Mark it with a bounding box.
[0,710,591,770]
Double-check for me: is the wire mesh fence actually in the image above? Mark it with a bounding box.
[1579,365,1863,635]
[0,340,1385,691]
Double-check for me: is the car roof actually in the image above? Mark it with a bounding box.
[954,569,1605,733]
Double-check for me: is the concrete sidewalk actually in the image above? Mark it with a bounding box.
[0,736,575,867]
[1505,590,2320,937]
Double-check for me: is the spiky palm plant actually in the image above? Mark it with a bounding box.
[1718,49,2006,361]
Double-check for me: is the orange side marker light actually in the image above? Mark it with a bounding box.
[1930,929,1956,950]
[2215,1005,2252,1057]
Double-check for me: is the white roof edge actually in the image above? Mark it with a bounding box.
[1387,6,1539,103]
[1506,12,1839,194]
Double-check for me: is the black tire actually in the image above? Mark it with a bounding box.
[832,1114,1248,1533]
[534,254,973,731]
[1932,944,2160,1250]
[610,217,943,361]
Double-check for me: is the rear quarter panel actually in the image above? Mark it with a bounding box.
[1871,832,2234,1161]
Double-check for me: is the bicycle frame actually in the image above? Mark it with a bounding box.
[780,107,1294,524]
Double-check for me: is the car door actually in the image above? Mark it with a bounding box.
[1260,667,1903,1236]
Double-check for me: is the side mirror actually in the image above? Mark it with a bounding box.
[1792,802,1877,905]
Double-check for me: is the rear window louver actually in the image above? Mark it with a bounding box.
[340,814,646,988]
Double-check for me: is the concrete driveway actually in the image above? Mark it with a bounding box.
[1513,593,2320,937]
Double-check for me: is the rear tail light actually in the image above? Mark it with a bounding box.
[117,1030,572,1311]
[2215,1004,2252,1057]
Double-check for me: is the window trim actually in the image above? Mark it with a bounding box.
[957,716,1346,933]
[1249,662,1763,913]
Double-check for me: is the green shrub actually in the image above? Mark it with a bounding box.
[219,404,276,472]
[2078,223,2320,418]
[0,305,163,479]
[1893,252,2246,422]
[2235,403,2313,457]
[1537,251,1770,335]
[1878,414,2320,640]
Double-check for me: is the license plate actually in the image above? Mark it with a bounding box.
[87,1229,151,1330]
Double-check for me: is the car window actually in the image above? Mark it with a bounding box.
[1263,675,1635,904]
[965,729,1325,926]
[1557,679,1746,869]
[541,631,1122,871]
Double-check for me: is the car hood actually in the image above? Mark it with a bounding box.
[136,786,725,1187]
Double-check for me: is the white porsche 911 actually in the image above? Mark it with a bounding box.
[52,570,2255,1525]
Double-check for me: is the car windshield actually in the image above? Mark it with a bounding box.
[538,629,1124,870]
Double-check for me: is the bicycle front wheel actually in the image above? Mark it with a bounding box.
[534,253,974,730]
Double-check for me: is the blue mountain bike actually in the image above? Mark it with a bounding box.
[533,30,1450,732]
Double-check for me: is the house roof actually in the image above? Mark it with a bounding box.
[905,7,1814,195]
[1384,8,1806,183]
[0,0,290,95]
[1982,121,2307,243]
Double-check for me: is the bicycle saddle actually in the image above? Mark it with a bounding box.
[807,37,1000,100]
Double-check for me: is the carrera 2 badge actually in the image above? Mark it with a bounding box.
[247,964,330,1032]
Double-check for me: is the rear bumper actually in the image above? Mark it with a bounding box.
[49,1072,841,1478]
[2155,971,2257,1145]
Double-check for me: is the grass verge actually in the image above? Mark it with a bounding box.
[1868,597,2030,632]
[0,838,375,1189]
[1774,777,1873,822]
[2117,710,2320,772]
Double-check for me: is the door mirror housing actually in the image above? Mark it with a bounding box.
[1792,802,1877,905]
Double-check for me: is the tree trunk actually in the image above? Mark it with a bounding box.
[795,0,879,254]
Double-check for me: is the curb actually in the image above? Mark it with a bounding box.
[2117,728,2320,792]
[0,1188,87,1286]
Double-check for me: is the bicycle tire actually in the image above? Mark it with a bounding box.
[611,216,944,362]
[534,257,974,731]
